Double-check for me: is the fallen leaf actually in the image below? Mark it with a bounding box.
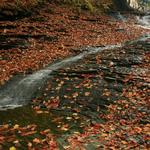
[9,146,16,150]
[85,92,90,96]
[33,138,41,144]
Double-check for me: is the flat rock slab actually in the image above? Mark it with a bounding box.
[0,34,58,50]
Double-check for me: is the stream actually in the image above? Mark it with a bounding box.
[0,45,122,110]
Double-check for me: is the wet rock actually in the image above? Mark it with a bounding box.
[0,9,32,21]
[30,17,46,22]
[0,34,58,50]
[0,25,16,29]
[0,38,29,50]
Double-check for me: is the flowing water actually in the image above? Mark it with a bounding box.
[137,13,150,29]
[0,45,122,110]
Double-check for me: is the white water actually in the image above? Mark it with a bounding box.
[0,45,122,110]
[128,0,150,11]
[137,14,150,29]
[128,0,139,9]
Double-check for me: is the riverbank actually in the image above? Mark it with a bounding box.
[0,2,148,86]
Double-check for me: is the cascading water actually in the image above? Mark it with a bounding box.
[0,45,122,110]
[137,13,150,29]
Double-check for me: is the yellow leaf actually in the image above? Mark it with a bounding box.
[121,140,128,144]
[128,92,133,97]
[60,127,69,131]
[101,133,108,137]
[36,110,43,114]
[63,146,70,149]
[143,126,150,132]
[72,113,78,116]
[134,127,142,133]
[66,117,72,120]
[72,92,78,98]
[3,124,9,129]
[28,142,32,147]
[13,124,19,129]
[85,92,90,96]
[9,146,16,150]
[33,138,41,144]
[60,124,69,131]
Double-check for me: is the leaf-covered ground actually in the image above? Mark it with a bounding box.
[0,2,147,85]
[0,1,149,150]
[0,35,149,150]
[65,39,150,149]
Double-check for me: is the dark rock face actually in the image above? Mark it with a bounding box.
[0,0,44,21]
[0,5,32,21]
[0,37,29,50]
[112,0,140,12]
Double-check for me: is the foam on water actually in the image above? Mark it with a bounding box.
[137,14,150,29]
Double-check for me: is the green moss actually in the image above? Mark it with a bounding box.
[63,0,95,12]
